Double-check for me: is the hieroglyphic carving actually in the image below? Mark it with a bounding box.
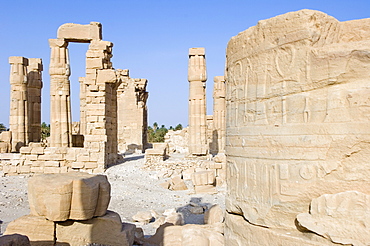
[225,9,370,243]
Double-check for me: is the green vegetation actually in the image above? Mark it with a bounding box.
[0,123,7,133]
[147,122,183,143]
[41,122,50,140]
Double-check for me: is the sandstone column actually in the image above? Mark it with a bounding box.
[188,48,207,155]
[225,10,370,245]
[49,39,72,147]
[9,56,29,152]
[27,58,43,143]
[212,76,226,154]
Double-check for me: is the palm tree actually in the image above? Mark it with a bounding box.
[41,122,50,140]
[0,123,7,133]
[153,122,158,131]
[175,124,183,131]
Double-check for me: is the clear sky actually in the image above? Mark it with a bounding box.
[0,0,369,128]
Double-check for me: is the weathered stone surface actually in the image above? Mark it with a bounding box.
[225,9,370,235]
[57,22,102,41]
[169,175,188,191]
[211,76,226,155]
[204,204,224,224]
[132,210,153,224]
[225,213,335,246]
[0,234,31,246]
[297,191,370,245]
[164,209,184,226]
[28,173,110,221]
[188,48,207,156]
[165,128,189,154]
[192,170,215,186]
[9,56,42,152]
[4,215,55,244]
[117,72,148,154]
[56,211,135,246]
[148,223,224,246]
[195,185,217,194]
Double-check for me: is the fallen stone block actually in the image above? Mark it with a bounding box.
[164,211,184,226]
[169,176,187,191]
[146,223,224,246]
[189,205,204,215]
[0,142,8,153]
[28,172,110,221]
[296,191,370,245]
[4,215,55,244]
[225,213,334,246]
[56,210,135,246]
[195,185,217,194]
[182,167,195,180]
[192,171,215,186]
[132,210,153,224]
[204,204,224,224]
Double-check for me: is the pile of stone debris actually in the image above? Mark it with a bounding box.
[0,172,226,246]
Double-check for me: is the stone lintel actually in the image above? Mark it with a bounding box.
[57,22,102,42]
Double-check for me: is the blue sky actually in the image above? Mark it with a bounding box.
[0,0,369,128]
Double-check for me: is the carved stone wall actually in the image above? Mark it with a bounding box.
[225,9,370,245]
[117,70,148,153]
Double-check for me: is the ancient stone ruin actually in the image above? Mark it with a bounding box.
[117,71,148,154]
[2,8,370,246]
[9,57,43,152]
[188,48,208,156]
[145,47,227,194]
[4,173,135,245]
[224,9,370,245]
[1,22,148,175]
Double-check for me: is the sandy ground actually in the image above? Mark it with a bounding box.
[0,153,225,237]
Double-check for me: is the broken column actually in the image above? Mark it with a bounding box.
[225,9,370,245]
[117,70,149,153]
[27,58,43,143]
[188,48,207,155]
[212,76,226,155]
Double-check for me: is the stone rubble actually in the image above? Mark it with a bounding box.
[4,173,136,246]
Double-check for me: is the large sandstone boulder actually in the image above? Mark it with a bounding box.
[56,211,135,246]
[28,172,110,221]
[4,215,55,244]
[204,204,224,224]
[144,223,224,246]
